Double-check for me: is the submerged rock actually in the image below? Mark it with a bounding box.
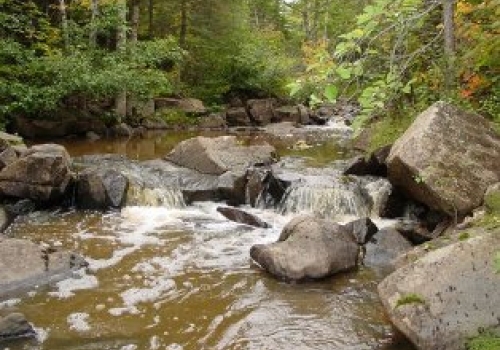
[364,228,412,268]
[0,313,35,343]
[378,231,500,350]
[217,206,270,228]
[0,238,87,298]
[250,215,359,281]
[0,144,73,203]
[387,102,500,217]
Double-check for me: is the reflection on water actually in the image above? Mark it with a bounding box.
[33,130,352,167]
[3,205,414,350]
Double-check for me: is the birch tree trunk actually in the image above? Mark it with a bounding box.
[179,0,188,48]
[148,0,154,38]
[89,0,99,47]
[59,0,69,49]
[131,0,140,45]
[115,0,128,120]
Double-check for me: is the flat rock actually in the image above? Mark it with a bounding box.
[217,206,270,228]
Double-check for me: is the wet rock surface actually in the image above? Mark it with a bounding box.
[0,313,35,343]
[364,228,413,268]
[216,206,270,228]
[0,238,87,298]
[378,231,500,350]
[250,215,360,281]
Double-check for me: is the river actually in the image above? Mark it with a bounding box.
[1,129,415,350]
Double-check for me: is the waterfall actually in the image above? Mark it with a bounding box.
[126,185,185,208]
[277,177,372,219]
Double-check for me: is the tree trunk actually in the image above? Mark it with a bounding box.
[59,0,69,49]
[148,0,154,39]
[442,0,456,91]
[115,0,127,120]
[179,0,188,48]
[89,0,99,47]
[131,0,140,44]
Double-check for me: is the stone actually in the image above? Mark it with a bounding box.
[0,313,35,342]
[0,131,23,146]
[0,144,73,203]
[0,147,17,171]
[250,215,359,280]
[198,113,227,129]
[76,168,129,210]
[86,131,101,141]
[217,206,270,228]
[226,107,252,127]
[364,228,412,268]
[155,97,207,114]
[0,238,87,298]
[343,145,390,177]
[297,104,311,125]
[0,206,9,233]
[387,102,500,216]
[274,106,300,123]
[378,231,500,350]
[111,123,133,138]
[395,218,439,244]
[247,98,278,125]
[343,217,378,245]
[165,136,276,176]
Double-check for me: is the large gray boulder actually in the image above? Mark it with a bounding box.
[387,102,500,216]
[378,231,500,350]
[165,136,276,176]
[364,228,413,268]
[247,98,278,125]
[0,238,87,298]
[250,215,359,280]
[76,168,129,210]
[0,144,73,203]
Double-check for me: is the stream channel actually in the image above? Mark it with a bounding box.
[1,126,415,350]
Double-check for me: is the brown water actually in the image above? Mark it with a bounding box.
[2,131,415,350]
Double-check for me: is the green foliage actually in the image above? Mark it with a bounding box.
[466,331,500,350]
[494,252,500,274]
[157,109,198,127]
[395,293,425,308]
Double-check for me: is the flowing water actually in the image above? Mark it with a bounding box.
[2,130,415,350]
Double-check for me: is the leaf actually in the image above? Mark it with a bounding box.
[287,82,301,97]
[324,85,338,103]
[336,66,352,80]
[309,93,322,107]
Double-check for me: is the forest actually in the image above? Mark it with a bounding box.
[0,0,499,134]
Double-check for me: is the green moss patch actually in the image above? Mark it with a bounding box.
[466,331,500,350]
[395,293,425,308]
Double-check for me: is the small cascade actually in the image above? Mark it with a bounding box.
[362,177,393,217]
[126,185,185,208]
[277,177,371,219]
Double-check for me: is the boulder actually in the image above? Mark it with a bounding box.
[0,238,87,298]
[0,144,73,203]
[250,215,359,280]
[343,217,378,245]
[274,106,300,124]
[13,114,107,139]
[297,104,311,125]
[394,218,437,244]
[217,206,270,228]
[155,97,207,114]
[165,136,276,176]
[198,113,227,129]
[0,313,35,342]
[0,206,8,233]
[343,145,390,177]
[378,231,500,350]
[247,98,278,125]
[76,168,129,210]
[0,131,23,146]
[387,102,500,216]
[226,108,252,127]
[0,147,17,171]
[364,228,412,268]
[110,123,133,138]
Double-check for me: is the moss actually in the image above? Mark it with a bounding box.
[366,113,415,152]
[395,293,425,308]
[466,332,500,350]
[485,190,500,214]
[458,231,471,241]
[474,213,500,230]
